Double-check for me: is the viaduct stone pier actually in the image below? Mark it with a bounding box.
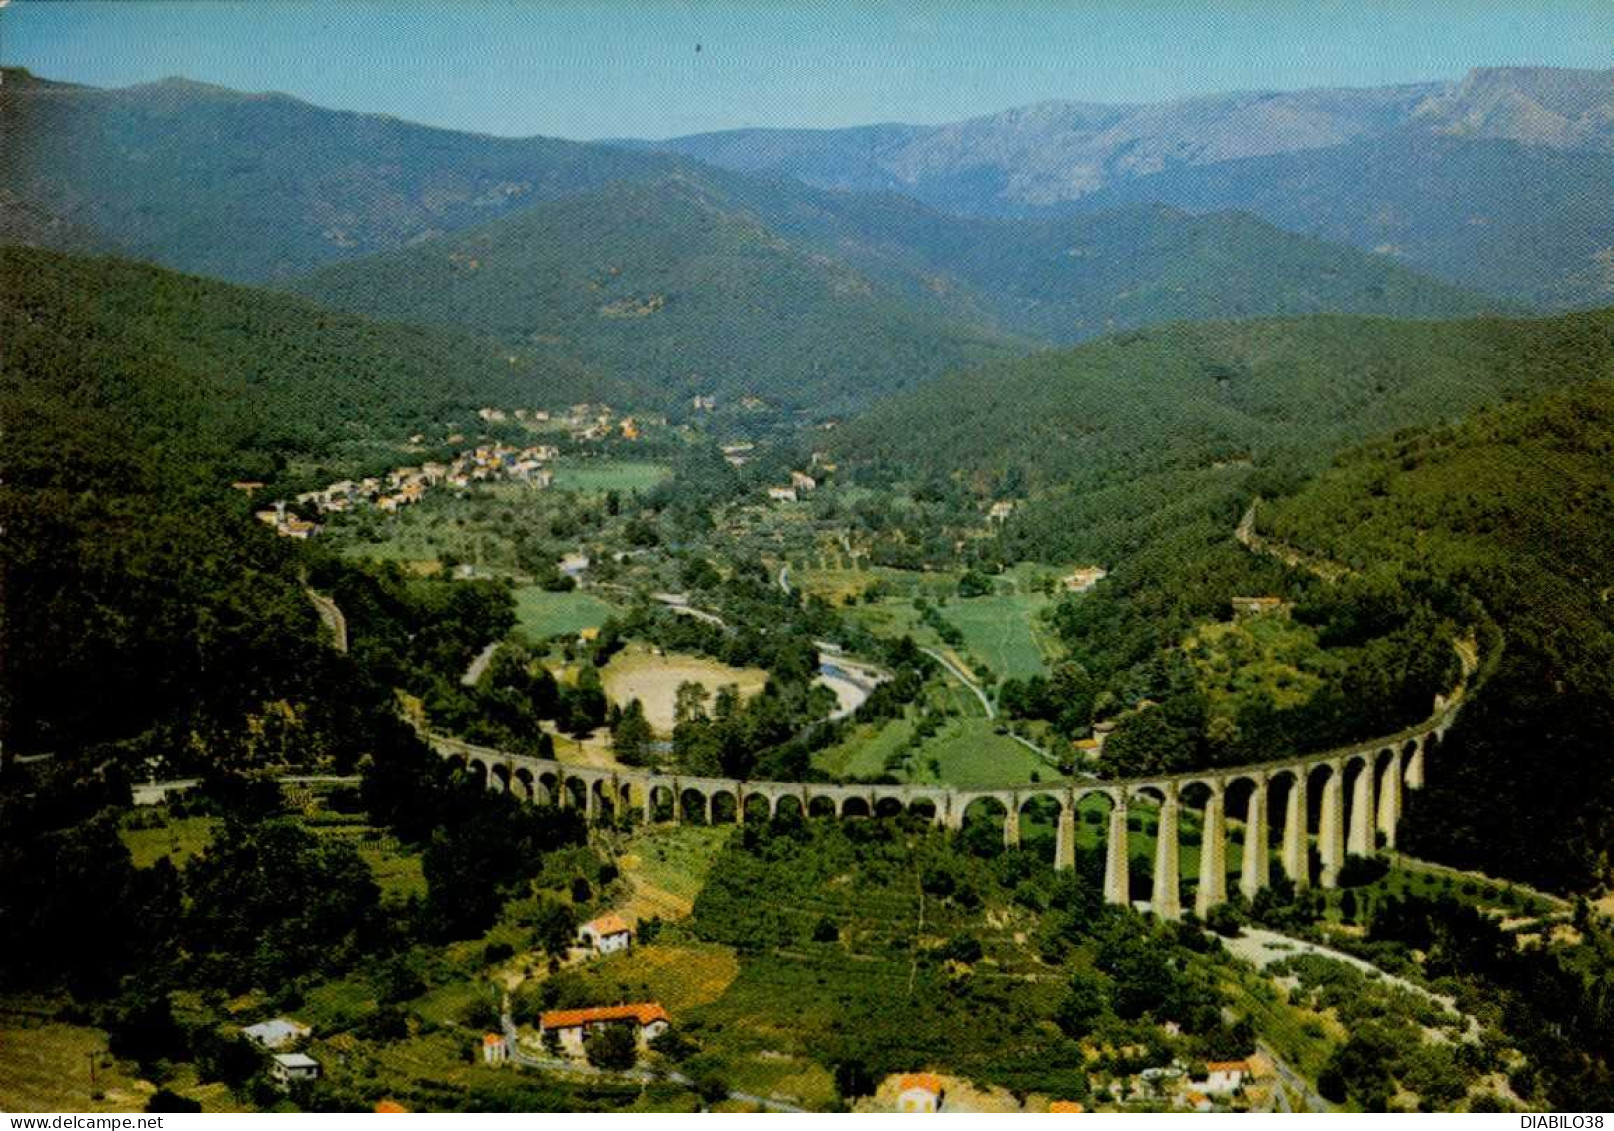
[429,688,1464,921]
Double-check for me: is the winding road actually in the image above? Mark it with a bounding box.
[462,641,503,687]
[304,586,348,652]
[921,646,995,719]
[1258,1041,1329,1113]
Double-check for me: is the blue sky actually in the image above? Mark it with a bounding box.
[5,1,1611,139]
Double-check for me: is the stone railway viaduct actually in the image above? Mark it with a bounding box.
[430,679,1466,921]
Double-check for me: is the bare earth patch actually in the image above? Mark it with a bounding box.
[600,647,768,734]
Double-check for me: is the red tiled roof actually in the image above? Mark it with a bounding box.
[1048,1101,1085,1113]
[374,1101,408,1113]
[1205,1060,1251,1073]
[483,1033,505,1046]
[584,913,632,937]
[540,1002,669,1030]
[898,1073,944,1096]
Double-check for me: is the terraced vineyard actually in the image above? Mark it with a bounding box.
[682,820,1093,1097]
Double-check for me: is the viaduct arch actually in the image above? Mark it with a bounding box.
[429,671,1466,922]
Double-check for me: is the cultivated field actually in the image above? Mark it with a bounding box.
[119,814,219,869]
[512,586,618,640]
[548,459,671,493]
[568,943,740,1013]
[944,592,1058,680]
[813,714,1047,786]
[616,824,737,922]
[0,1022,154,1113]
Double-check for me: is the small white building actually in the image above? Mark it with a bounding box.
[270,1052,320,1087]
[242,1018,310,1050]
[577,913,633,956]
[896,1073,944,1113]
[482,1033,509,1065]
[767,487,797,503]
[790,471,817,492]
[1198,1060,1252,1095]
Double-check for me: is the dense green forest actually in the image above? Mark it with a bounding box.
[289,177,1024,414]
[0,247,617,478]
[1260,381,1614,892]
[835,309,1614,564]
[0,245,586,760]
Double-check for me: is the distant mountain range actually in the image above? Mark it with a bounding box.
[287,173,1497,409]
[2,65,1581,409]
[0,68,685,283]
[623,67,1614,308]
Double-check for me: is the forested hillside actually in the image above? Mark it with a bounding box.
[1260,382,1614,891]
[834,308,1614,566]
[1075,133,1614,309]
[709,187,1502,343]
[0,67,683,282]
[0,246,564,761]
[0,247,613,478]
[291,175,1498,410]
[287,177,1025,413]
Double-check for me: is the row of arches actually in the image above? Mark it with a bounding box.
[441,728,1440,920]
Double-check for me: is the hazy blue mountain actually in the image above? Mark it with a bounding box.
[1073,134,1614,309]
[625,67,1614,214]
[1,65,1512,411]
[620,83,1436,211]
[0,67,687,282]
[623,66,1614,306]
[286,171,1498,410]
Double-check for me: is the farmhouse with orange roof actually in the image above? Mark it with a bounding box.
[538,1002,670,1057]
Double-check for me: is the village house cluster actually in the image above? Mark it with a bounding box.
[251,439,561,539]
[248,402,672,539]
[544,402,663,442]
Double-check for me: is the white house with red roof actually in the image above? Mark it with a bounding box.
[896,1073,945,1112]
[577,913,634,956]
